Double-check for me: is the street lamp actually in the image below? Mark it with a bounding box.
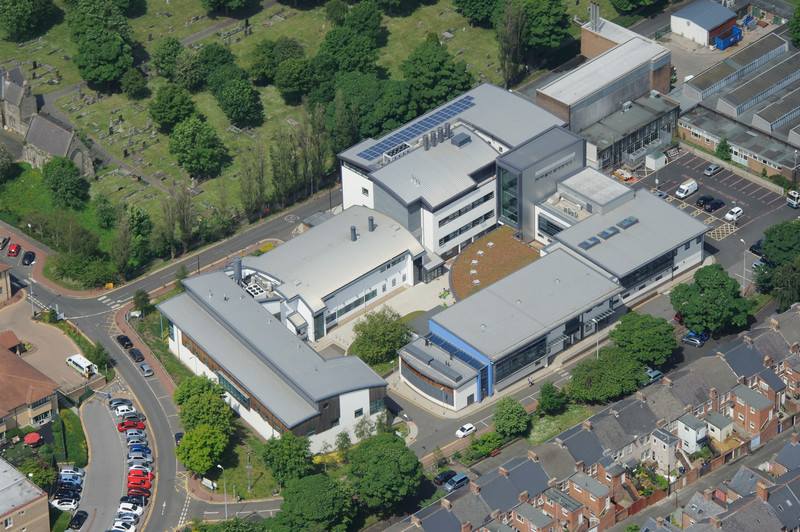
[740,239,746,295]
[28,280,35,318]
[217,464,227,520]
[794,149,798,184]
[591,317,601,359]
[246,451,251,492]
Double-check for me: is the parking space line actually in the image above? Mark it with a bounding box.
[731,176,747,187]
[768,196,785,206]
[738,182,756,193]
[754,189,772,201]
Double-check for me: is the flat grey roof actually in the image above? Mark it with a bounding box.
[732,383,773,410]
[157,272,385,428]
[679,412,707,431]
[553,191,709,278]
[756,85,800,125]
[581,93,679,141]
[432,248,620,361]
[569,471,610,498]
[498,126,583,171]
[339,83,565,168]
[705,411,733,430]
[559,168,631,206]
[721,53,800,109]
[0,457,45,517]
[369,124,499,209]
[581,18,641,46]
[537,37,669,106]
[672,0,735,30]
[242,206,424,313]
[399,337,479,387]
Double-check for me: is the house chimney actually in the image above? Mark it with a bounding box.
[441,498,452,511]
[582,419,592,431]
[490,509,501,519]
[574,460,584,472]
[710,515,722,529]
[793,432,798,445]
[555,437,565,449]
[635,391,645,402]
[498,466,509,478]
[744,335,754,346]
[791,342,799,355]
[519,490,529,503]
[460,523,472,532]
[738,375,745,384]
[656,516,665,527]
[411,515,421,527]
[657,418,666,428]
[470,480,480,494]
[368,216,375,232]
[710,388,717,399]
[704,488,713,502]
[764,355,773,368]
[548,477,557,487]
[770,317,779,332]
[757,481,768,502]
[664,377,673,387]
[610,409,619,418]
[528,450,539,462]
[716,351,726,361]
[350,226,357,241]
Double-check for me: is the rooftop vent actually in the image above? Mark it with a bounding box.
[650,90,661,98]
[451,132,471,148]
[598,226,620,240]
[617,216,639,230]
[444,122,451,138]
[578,237,601,250]
[350,225,357,241]
[621,101,633,113]
[383,142,411,162]
[368,216,375,232]
[431,131,438,147]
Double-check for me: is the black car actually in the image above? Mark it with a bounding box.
[55,489,81,500]
[433,470,457,486]
[68,510,89,530]
[122,412,146,422]
[695,195,714,207]
[109,398,132,409]
[749,239,763,257]
[58,482,82,492]
[128,348,144,362]
[175,432,184,446]
[21,251,35,266]
[116,335,134,349]
[121,494,148,507]
[704,199,725,212]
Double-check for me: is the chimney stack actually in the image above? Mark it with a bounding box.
[744,335,754,346]
[704,488,713,502]
[490,509,501,519]
[460,523,472,532]
[738,375,745,384]
[710,515,722,529]
[764,355,773,368]
[548,477,557,487]
[757,481,768,502]
[770,317,779,332]
[470,480,480,494]
[716,351,726,361]
[528,450,539,462]
[791,342,799,355]
[350,226,357,242]
[368,216,375,232]
[498,466,509,478]
[656,516,665,527]
[635,391,645,402]
[441,498,452,511]
[411,515,421,527]
[657,418,666,428]
[793,432,798,445]
[664,377,673,388]
[518,490,529,503]
[574,460,584,472]
[555,437,565,449]
[582,419,592,431]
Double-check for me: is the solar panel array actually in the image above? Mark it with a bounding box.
[356,95,476,161]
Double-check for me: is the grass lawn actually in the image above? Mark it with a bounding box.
[527,403,593,446]
[50,507,71,532]
[134,312,195,386]
[200,428,277,499]
[60,408,88,468]
[450,225,539,300]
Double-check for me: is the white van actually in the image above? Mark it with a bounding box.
[675,179,698,199]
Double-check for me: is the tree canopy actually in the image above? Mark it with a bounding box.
[0,0,55,42]
[569,347,645,403]
[173,375,225,406]
[790,8,800,48]
[344,0,384,47]
[151,36,183,78]
[350,306,411,365]
[42,157,88,209]
[0,145,14,181]
[261,432,315,486]
[348,433,422,515]
[73,26,134,87]
[169,115,228,180]
[400,42,474,116]
[493,396,530,438]
[248,36,305,86]
[274,474,355,532]
[523,0,569,59]
[325,0,348,26]
[149,84,197,134]
[179,392,234,435]
[609,312,678,367]
[670,264,750,334]
[716,137,731,162]
[495,0,528,88]
[174,423,228,474]
[67,0,132,44]
[319,26,379,74]
[454,0,501,26]
[120,67,147,99]
[215,78,265,127]
[537,381,569,416]
[275,58,314,105]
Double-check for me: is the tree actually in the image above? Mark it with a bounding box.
[111,215,133,276]
[173,185,198,253]
[325,0,348,26]
[275,474,355,532]
[400,42,474,116]
[319,27,379,74]
[493,396,530,438]
[200,0,257,12]
[495,0,527,88]
[67,0,132,44]
[716,136,731,162]
[454,0,501,25]
[335,430,351,461]
[132,288,151,316]
[569,347,645,403]
[790,8,800,48]
[270,124,300,206]
[169,115,228,180]
[344,0,383,46]
[261,432,315,486]
[173,48,205,92]
[173,375,225,406]
[349,433,422,515]
[353,416,375,440]
[523,0,569,64]
[609,312,678,367]
[158,194,178,259]
[151,37,183,78]
[198,43,236,75]
[42,157,88,209]
[19,458,56,489]
[350,306,411,366]
[239,149,270,221]
[0,0,55,42]
[761,219,800,270]
[175,423,228,474]
[537,381,569,416]
[0,144,15,181]
[772,256,800,312]
[86,341,111,370]
[670,264,750,334]
[93,194,117,229]
[248,36,304,86]
[149,84,197,134]
[327,90,360,155]
[330,71,382,138]
[372,80,415,134]
[120,67,147,99]
[216,78,264,127]
[275,58,314,105]
[73,27,134,87]
[179,392,234,434]
[175,263,189,292]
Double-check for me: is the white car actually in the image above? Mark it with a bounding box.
[725,206,744,221]
[455,423,476,439]
[125,429,146,439]
[127,438,148,447]
[111,522,136,532]
[59,466,85,477]
[117,502,144,516]
[128,461,153,471]
[50,498,79,511]
[115,405,136,417]
[113,512,139,524]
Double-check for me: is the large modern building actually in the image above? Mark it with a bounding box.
[157,271,387,452]
[235,206,425,342]
[0,347,59,439]
[339,83,566,259]
[0,457,49,532]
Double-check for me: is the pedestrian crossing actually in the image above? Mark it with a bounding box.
[97,294,131,310]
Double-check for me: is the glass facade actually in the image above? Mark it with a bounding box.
[494,336,548,383]
[217,372,250,409]
[538,215,566,238]
[498,166,519,225]
[619,250,674,288]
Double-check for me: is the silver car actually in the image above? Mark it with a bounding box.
[126,438,148,447]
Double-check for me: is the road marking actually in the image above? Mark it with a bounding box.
[178,493,191,525]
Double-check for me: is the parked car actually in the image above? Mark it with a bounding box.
[127,487,151,499]
[111,522,136,532]
[704,199,725,212]
[681,331,710,348]
[7,244,20,257]
[122,412,146,422]
[60,466,86,477]
[68,510,89,530]
[128,348,144,362]
[118,421,145,432]
[58,481,83,492]
[113,512,139,524]
[455,423,476,439]
[443,473,469,493]
[120,495,148,507]
[749,239,764,256]
[109,398,132,409]
[127,470,154,481]
[127,459,153,469]
[0,236,9,250]
[129,444,151,455]
[55,489,81,501]
[127,438,148,448]
[50,498,79,511]
[138,363,154,377]
[116,335,134,349]
[725,206,744,221]
[653,190,667,199]
[695,195,714,207]
[644,367,663,386]
[174,432,184,446]
[128,464,153,474]
[127,478,151,490]
[21,251,35,266]
[117,502,144,516]
[59,474,84,485]
[115,405,136,417]
[125,429,146,439]
[703,163,723,176]
[127,451,152,462]
[433,470,457,486]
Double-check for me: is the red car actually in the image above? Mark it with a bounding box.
[7,244,20,257]
[127,488,151,498]
[127,479,151,490]
[117,421,145,432]
[128,470,154,481]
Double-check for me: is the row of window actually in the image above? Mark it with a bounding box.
[438,192,495,228]
[438,210,494,247]
[379,256,406,273]
[534,154,576,183]
[29,396,50,410]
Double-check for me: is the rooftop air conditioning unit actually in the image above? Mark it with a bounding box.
[622,101,633,113]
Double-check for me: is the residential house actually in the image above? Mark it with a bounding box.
[721,465,773,502]
[705,412,734,444]
[641,516,680,532]
[531,442,582,488]
[637,385,688,432]
[784,354,800,401]
[774,433,800,476]
[507,505,554,532]
[0,348,59,440]
[597,455,629,503]
[534,488,586,532]
[729,384,774,435]
[566,471,613,530]
[678,413,708,454]
[650,428,680,476]
[22,115,94,177]
[684,495,783,531]
[682,489,726,529]
[0,457,49,532]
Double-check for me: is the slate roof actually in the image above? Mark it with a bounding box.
[544,487,582,512]
[757,367,786,393]
[787,353,800,372]
[640,385,688,425]
[558,426,606,467]
[775,304,800,346]
[641,516,681,532]
[752,328,791,364]
[598,455,625,477]
[533,442,581,482]
[705,412,732,432]
[24,115,73,157]
[725,465,773,498]
[448,487,494,530]
[679,412,707,431]
[732,383,773,411]
[0,66,25,106]
[718,340,764,379]
[672,0,736,31]
[670,368,711,409]
[652,428,680,446]
[475,457,551,512]
[687,356,739,396]
[775,438,800,472]
[765,480,800,530]
[568,471,610,498]
[684,491,726,524]
[0,348,58,418]
[514,505,553,528]
[614,396,659,440]
[713,496,783,532]
[589,410,630,453]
